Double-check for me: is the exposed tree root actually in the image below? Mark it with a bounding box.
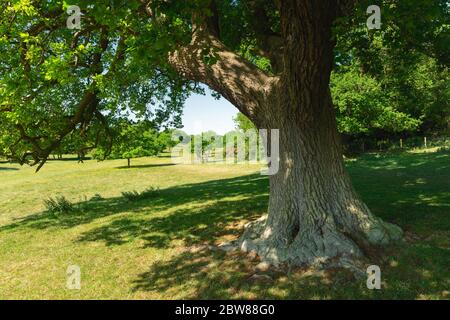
[219,214,403,276]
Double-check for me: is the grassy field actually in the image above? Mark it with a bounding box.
[0,149,449,299]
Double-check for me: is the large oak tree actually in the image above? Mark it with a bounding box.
[1,0,448,268]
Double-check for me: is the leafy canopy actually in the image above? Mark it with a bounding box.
[93,120,169,162]
[0,0,448,168]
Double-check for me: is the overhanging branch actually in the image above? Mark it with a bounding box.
[165,2,278,123]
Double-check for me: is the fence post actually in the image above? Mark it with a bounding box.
[400,138,403,149]
[424,137,427,149]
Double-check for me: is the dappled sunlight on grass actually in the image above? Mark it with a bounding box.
[0,150,448,299]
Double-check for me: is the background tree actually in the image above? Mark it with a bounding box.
[234,113,257,132]
[157,129,178,152]
[331,65,422,144]
[231,114,260,161]
[331,57,449,152]
[334,0,449,140]
[1,0,448,269]
[94,120,167,168]
[189,130,220,163]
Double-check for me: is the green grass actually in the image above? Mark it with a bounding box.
[0,150,448,299]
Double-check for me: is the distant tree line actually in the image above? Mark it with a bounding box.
[35,119,175,168]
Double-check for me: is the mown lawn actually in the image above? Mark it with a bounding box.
[0,150,448,299]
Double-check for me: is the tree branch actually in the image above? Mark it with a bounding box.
[245,0,283,73]
[337,0,358,17]
[11,27,110,172]
[167,5,277,123]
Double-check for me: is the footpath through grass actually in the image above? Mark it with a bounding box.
[0,150,448,299]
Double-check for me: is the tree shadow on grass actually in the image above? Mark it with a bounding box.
[130,242,449,299]
[0,174,269,244]
[115,163,176,170]
[351,149,450,172]
[76,195,267,248]
[1,151,448,299]
[73,173,268,247]
[47,157,92,162]
[128,150,449,299]
[348,150,450,234]
[0,167,19,171]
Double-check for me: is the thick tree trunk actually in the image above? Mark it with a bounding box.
[238,91,403,268]
[235,1,403,269]
[168,0,403,269]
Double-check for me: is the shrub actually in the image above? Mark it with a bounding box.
[121,190,141,201]
[90,193,103,201]
[122,187,160,201]
[44,196,74,215]
[140,187,160,198]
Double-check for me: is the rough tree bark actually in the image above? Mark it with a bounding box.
[168,0,403,269]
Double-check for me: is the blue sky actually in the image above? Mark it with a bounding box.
[180,88,238,135]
